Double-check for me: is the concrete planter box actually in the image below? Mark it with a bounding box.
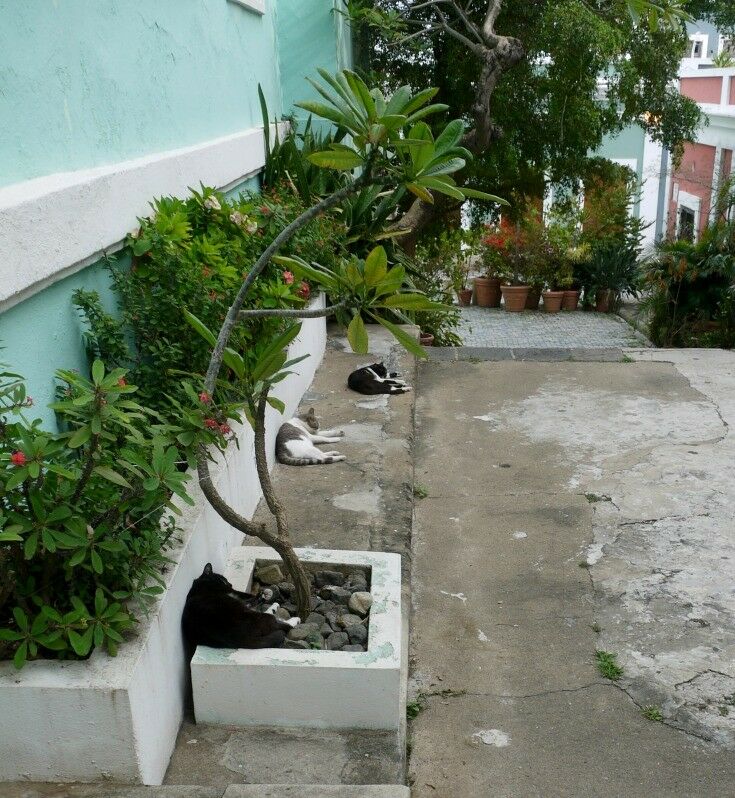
[0,301,327,786]
[191,546,402,730]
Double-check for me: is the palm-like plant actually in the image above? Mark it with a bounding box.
[196,73,505,619]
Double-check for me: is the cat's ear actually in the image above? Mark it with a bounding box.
[202,563,213,576]
[306,407,316,419]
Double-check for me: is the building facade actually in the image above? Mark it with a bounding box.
[0,0,351,426]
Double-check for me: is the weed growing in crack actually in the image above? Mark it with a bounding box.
[585,493,611,503]
[413,484,429,500]
[719,706,729,717]
[591,622,601,634]
[642,705,663,722]
[595,650,623,680]
[579,560,592,569]
[406,699,424,720]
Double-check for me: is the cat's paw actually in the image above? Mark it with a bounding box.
[334,430,345,437]
[286,617,300,628]
[261,588,274,602]
[264,602,279,615]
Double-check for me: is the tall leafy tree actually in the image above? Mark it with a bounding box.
[345,0,726,242]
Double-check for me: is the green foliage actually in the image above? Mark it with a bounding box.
[595,650,624,680]
[642,705,664,722]
[0,361,236,668]
[74,183,345,413]
[643,213,735,347]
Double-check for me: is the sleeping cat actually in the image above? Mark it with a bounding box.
[182,563,299,651]
[276,407,345,466]
[348,363,412,395]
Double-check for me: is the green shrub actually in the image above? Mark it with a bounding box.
[0,360,238,668]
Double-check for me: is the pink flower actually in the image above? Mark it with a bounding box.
[199,391,212,404]
[219,423,232,435]
[297,281,311,300]
[204,418,218,429]
[117,378,127,387]
[10,451,26,467]
[282,271,294,285]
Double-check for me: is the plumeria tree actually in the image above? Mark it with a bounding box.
[194,71,504,620]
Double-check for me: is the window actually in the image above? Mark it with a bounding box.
[678,207,696,242]
[688,34,708,59]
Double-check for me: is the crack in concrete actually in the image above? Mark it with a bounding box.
[419,682,610,703]
[674,669,735,690]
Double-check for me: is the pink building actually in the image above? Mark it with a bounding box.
[667,68,735,240]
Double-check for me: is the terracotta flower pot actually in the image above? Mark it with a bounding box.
[595,289,613,313]
[525,287,542,310]
[501,285,530,312]
[562,289,580,311]
[457,288,473,307]
[473,276,502,308]
[420,333,435,347]
[542,290,565,313]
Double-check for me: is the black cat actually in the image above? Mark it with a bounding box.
[347,363,412,395]
[182,563,297,651]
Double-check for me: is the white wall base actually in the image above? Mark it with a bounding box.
[0,300,326,785]
[191,546,402,730]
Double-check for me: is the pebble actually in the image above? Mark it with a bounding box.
[315,569,346,588]
[338,613,364,629]
[319,586,352,605]
[306,612,326,627]
[346,623,368,645]
[278,581,294,596]
[254,563,284,585]
[283,640,309,650]
[326,631,350,651]
[287,623,320,642]
[275,607,290,621]
[348,591,373,616]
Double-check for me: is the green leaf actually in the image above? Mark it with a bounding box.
[364,246,388,287]
[406,183,434,204]
[420,157,466,178]
[13,641,28,669]
[380,294,448,310]
[0,530,23,543]
[183,310,217,347]
[90,549,103,574]
[266,396,286,414]
[23,532,38,560]
[347,314,369,354]
[434,119,464,156]
[369,313,427,360]
[68,627,94,657]
[295,100,351,130]
[13,607,28,631]
[68,425,92,449]
[459,187,509,205]
[91,360,105,385]
[93,466,132,489]
[222,348,245,380]
[417,176,465,200]
[307,150,364,171]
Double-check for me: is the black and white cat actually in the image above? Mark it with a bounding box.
[182,563,298,651]
[275,407,346,466]
[348,363,412,395]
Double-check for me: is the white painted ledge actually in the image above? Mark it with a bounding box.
[192,546,403,730]
[0,300,326,785]
[228,0,266,13]
[0,122,288,312]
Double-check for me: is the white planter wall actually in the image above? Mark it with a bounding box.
[0,298,326,785]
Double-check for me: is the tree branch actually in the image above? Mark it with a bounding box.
[237,301,346,320]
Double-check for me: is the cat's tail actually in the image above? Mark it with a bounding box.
[277,454,346,466]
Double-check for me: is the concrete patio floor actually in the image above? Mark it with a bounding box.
[409,348,735,797]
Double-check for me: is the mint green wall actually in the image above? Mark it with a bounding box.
[277,0,353,123]
[0,0,282,188]
[0,259,121,429]
[596,125,646,216]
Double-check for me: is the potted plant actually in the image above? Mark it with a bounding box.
[542,260,572,313]
[477,228,507,307]
[562,244,590,310]
[589,242,641,313]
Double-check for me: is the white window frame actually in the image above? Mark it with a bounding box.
[675,190,701,241]
[688,33,708,59]
[718,35,735,57]
[227,0,265,14]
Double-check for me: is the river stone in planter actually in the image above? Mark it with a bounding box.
[255,563,284,585]
[275,607,291,621]
[306,612,325,627]
[278,581,294,596]
[284,640,310,650]
[326,631,350,651]
[287,622,320,642]
[325,611,342,632]
[345,572,368,592]
[337,613,364,629]
[319,585,351,604]
[348,591,373,616]
[320,622,333,637]
[315,569,345,588]
[346,623,368,645]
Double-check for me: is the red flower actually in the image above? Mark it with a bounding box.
[199,391,212,404]
[219,423,232,435]
[282,271,294,285]
[259,205,271,215]
[208,290,218,302]
[10,451,26,467]
[117,378,127,387]
[202,266,212,278]
[204,418,218,429]
[297,281,311,300]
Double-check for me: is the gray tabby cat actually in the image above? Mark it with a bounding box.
[275,408,346,466]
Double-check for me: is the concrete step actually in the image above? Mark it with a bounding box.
[0,785,409,798]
